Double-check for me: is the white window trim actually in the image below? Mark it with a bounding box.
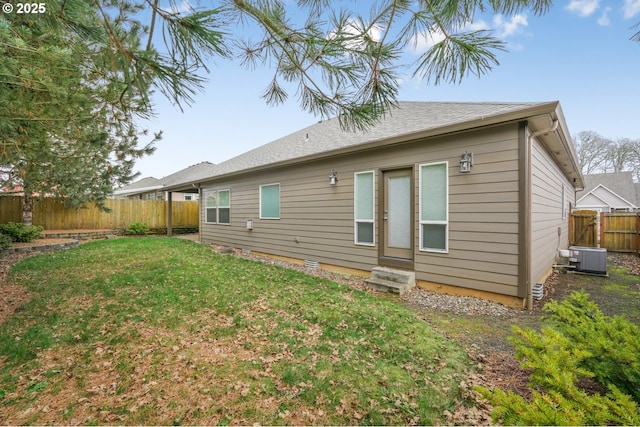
[204,189,231,225]
[259,183,281,219]
[419,161,449,253]
[354,170,376,246]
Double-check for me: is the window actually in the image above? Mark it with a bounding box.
[205,189,230,224]
[260,184,280,219]
[419,162,448,252]
[354,171,375,245]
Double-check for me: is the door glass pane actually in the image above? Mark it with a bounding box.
[388,175,411,249]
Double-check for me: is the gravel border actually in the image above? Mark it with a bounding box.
[213,244,523,317]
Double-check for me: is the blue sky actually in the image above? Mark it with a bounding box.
[134,0,640,179]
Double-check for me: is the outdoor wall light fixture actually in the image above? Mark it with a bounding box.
[459,152,473,173]
[329,170,339,185]
[246,219,254,230]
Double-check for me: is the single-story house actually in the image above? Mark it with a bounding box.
[113,176,164,200]
[113,162,217,200]
[164,101,583,309]
[575,172,638,212]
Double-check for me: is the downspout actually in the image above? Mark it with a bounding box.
[523,117,559,310]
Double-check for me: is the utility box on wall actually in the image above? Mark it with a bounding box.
[569,246,607,275]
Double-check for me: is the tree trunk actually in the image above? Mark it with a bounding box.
[22,192,34,226]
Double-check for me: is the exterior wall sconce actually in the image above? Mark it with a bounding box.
[246,219,253,230]
[329,170,338,185]
[460,152,473,173]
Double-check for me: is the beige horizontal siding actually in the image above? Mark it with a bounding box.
[530,136,575,286]
[201,123,522,297]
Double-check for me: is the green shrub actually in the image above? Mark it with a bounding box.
[0,222,44,242]
[543,291,640,401]
[0,233,12,251]
[480,291,640,425]
[125,222,149,235]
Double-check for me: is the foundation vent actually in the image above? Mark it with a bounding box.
[532,283,544,300]
[304,260,320,270]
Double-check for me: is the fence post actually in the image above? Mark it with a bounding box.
[637,212,640,256]
[600,212,605,249]
[568,213,574,245]
[167,192,173,237]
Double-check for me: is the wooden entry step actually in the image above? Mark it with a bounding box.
[365,266,415,295]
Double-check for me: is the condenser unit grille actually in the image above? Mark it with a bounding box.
[569,246,607,275]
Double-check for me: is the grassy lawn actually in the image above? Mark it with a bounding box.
[0,238,471,425]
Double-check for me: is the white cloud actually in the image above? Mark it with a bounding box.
[407,15,525,55]
[410,28,447,52]
[493,14,528,38]
[597,7,611,26]
[566,0,600,17]
[161,0,192,14]
[327,18,385,51]
[465,20,491,32]
[623,0,640,18]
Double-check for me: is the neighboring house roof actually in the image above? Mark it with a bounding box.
[113,176,163,197]
[164,101,583,191]
[576,183,638,210]
[113,162,217,197]
[161,161,218,187]
[576,172,638,206]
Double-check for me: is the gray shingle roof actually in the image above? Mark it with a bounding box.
[577,172,639,206]
[160,161,218,186]
[115,176,162,192]
[115,162,217,195]
[200,101,551,179]
[162,100,578,191]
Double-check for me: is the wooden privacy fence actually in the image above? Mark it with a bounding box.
[600,212,640,253]
[570,210,639,253]
[0,196,199,230]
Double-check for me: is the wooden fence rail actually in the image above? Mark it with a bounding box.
[570,211,639,254]
[0,196,199,230]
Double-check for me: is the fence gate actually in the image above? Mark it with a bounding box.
[570,210,598,247]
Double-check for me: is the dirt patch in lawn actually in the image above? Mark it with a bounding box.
[0,253,34,326]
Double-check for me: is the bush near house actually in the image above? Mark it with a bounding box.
[0,222,43,242]
[0,233,12,251]
[481,291,640,425]
[125,221,149,235]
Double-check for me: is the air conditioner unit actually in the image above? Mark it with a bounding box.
[568,246,607,275]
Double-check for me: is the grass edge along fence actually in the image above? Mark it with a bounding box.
[0,196,199,230]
